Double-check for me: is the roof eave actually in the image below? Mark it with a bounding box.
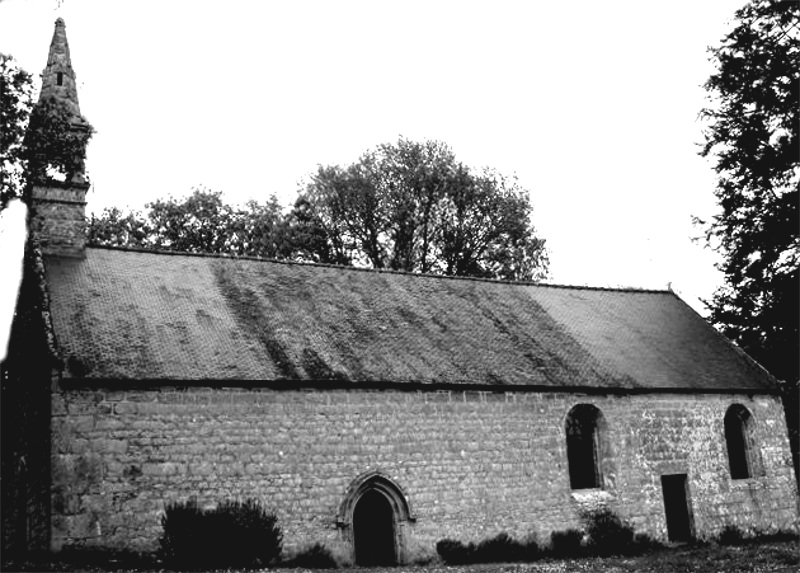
[57,377,783,396]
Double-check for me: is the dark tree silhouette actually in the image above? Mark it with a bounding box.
[0,54,34,209]
[699,0,799,480]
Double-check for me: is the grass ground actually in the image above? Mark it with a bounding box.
[13,539,798,572]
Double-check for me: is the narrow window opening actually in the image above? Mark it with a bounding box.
[56,72,63,86]
[566,404,604,489]
[725,404,761,479]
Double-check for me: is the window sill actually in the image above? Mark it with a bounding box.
[570,488,615,508]
[729,474,768,487]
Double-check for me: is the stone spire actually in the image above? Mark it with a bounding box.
[28,18,90,258]
[39,17,81,116]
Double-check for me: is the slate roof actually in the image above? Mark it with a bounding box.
[42,247,777,392]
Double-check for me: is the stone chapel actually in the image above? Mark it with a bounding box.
[2,18,797,566]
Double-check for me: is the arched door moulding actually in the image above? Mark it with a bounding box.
[336,469,415,528]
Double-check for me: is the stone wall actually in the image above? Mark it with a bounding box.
[50,387,798,561]
[30,183,87,258]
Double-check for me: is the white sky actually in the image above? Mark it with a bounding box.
[0,0,745,336]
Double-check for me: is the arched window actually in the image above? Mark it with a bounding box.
[725,404,762,479]
[565,404,605,490]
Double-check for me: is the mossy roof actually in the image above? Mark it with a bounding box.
[42,247,777,391]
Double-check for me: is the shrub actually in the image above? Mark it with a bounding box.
[583,508,635,556]
[286,543,338,569]
[476,532,523,562]
[437,533,539,564]
[717,524,746,546]
[160,497,282,570]
[750,529,800,544]
[519,533,542,561]
[631,532,665,554]
[436,539,474,565]
[715,525,799,546]
[549,528,584,557]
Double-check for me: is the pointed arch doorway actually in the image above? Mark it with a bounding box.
[353,489,396,566]
[337,471,415,566]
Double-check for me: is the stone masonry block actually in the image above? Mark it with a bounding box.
[52,388,798,557]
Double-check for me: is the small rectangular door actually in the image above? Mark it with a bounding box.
[661,474,693,542]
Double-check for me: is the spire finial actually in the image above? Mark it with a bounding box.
[40,17,80,116]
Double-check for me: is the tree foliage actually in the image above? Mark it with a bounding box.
[0,54,34,209]
[299,138,548,281]
[22,96,94,184]
[88,188,290,258]
[1,53,94,209]
[90,139,548,282]
[699,0,799,477]
[281,196,340,264]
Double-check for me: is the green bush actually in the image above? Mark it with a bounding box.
[478,532,526,562]
[751,529,800,544]
[549,528,584,557]
[436,533,539,564]
[519,533,542,561]
[583,508,635,556]
[631,532,665,554]
[715,525,799,546]
[286,543,338,569]
[159,498,282,570]
[436,518,673,565]
[436,539,474,565]
[716,524,746,545]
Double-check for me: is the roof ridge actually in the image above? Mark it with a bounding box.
[82,244,672,294]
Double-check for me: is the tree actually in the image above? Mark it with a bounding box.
[1,53,94,209]
[22,96,94,185]
[281,196,341,264]
[233,196,287,259]
[699,0,799,479]
[88,140,548,282]
[0,54,34,209]
[87,206,149,247]
[435,168,548,280]
[297,138,548,281]
[144,189,240,254]
[88,188,292,259]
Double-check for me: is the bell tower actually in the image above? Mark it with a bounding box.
[28,18,91,258]
[39,18,82,118]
